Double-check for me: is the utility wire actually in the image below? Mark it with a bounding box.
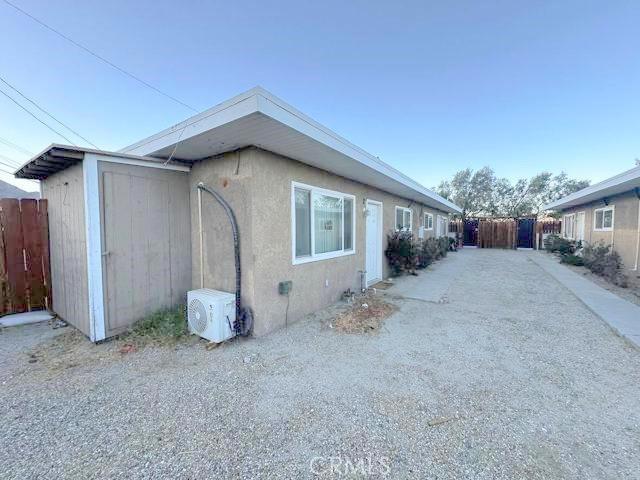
[0,153,21,167]
[1,0,197,113]
[0,75,98,148]
[0,159,19,171]
[0,86,77,145]
[0,136,33,156]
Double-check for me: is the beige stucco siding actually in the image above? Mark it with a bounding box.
[561,190,640,272]
[190,147,451,337]
[189,150,257,318]
[41,163,91,336]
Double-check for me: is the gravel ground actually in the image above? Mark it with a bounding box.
[1,249,639,479]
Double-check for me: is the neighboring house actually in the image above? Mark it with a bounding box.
[0,179,39,198]
[543,165,640,273]
[15,87,461,341]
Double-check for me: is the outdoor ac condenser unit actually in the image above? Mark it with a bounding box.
[187,288,236,343]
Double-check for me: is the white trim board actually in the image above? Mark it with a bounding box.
[120,87,462,214]
[83,153,106,342]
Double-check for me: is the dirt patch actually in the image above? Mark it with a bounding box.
[331,293,396,334]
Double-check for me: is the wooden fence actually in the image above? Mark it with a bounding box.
[478,218,518,249]
[449,218,562,250]
[0,199,50,315]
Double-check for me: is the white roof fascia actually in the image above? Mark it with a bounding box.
[120,87,462,214]
[543,166,640,210]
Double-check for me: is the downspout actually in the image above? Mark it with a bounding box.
[198,187,204,288]
[634,189,640,270]
[196,182,253,336]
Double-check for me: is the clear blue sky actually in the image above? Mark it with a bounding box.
[1,0,639,193]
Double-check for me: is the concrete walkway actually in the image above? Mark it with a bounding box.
[387,247,469,302]
[530,252,640,348]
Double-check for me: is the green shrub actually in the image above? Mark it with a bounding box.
[448,237,458,252]
[561,254,584,266]
[544,234,579,256]
[582,242,629,287]
[385,231,418,276]
[437,237,449,258]
[124,305,187,345]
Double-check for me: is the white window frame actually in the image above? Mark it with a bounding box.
[563,213,576,239]
[424,212,434,231]
[593,206,615,232]
[291,181,356,265]
[395,206,413,232]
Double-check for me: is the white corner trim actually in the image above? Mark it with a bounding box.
[83,153,106,342]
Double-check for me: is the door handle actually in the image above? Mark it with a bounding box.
[101,251,111,257]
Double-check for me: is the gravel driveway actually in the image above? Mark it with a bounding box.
[1,249,639,479]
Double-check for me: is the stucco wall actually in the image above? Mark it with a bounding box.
[189,150,257,318]
[41,163,91,336]
[190,147,451,337]
[248,148,450,336]
[561,190,640,273]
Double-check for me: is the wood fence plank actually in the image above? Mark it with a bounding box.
[38,200,51,309]
[0,199,27,313]
[21,199,46,310]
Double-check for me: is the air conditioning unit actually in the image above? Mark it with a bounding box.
[187,288,236,343]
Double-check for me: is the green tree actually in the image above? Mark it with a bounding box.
[436,167,496,220]
[437,168,589,218]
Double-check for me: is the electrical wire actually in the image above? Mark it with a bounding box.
[0,153,20,167]
[0,75,98,148]
[0,86,77,145]
[0,159,19,170]
[0,136,33,156]
[1,0,197,113]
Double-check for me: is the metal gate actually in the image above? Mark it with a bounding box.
[517,218,535,249]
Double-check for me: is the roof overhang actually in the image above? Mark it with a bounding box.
[120,87,462,214]
[543,166,640,210]
[14,145,189,180]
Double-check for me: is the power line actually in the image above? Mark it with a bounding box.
[0,136,33,156]
[0,153,21,167]
[0,159,19,171]
[2,0,197,113]
[0,86,77,145]
[0,75,98,148]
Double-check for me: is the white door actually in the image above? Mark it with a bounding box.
[366,200,382,286]
[576,211,585,242]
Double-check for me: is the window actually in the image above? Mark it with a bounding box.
[292,182,356,264]
[395,206,413,231]
[563,213,575,239]
[424,213,433,231]
[593,206,614,231]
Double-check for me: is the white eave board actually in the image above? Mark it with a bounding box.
[543,166,640,210]
[120,87,461,214]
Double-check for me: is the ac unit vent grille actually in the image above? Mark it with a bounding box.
[188,298,208,333]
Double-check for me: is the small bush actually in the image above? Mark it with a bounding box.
[561,254,584,266]
[123,305,187,345]
[448,237,458,252]
[582,242,629,287]
[544,234,579,256]
[437,237,449,258]
[385,231,418,276]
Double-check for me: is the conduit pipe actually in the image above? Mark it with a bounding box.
[196,182,253,336]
